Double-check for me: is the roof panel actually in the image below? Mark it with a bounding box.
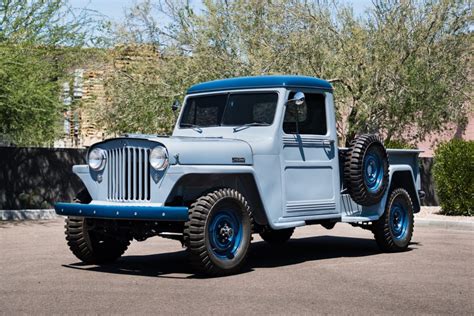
[187,75,333,94]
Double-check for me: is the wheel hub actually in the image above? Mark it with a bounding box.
[367,162,374,177]
[393,212,402,230]
[219,224,234,240]
[390,203,408,239]
[208,210,243,259]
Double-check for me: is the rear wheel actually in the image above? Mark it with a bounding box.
[184,188,252,276]
[64,190,130,264]
[373,188,414,252]
[259,228,294,245]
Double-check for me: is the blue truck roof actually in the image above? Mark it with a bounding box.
[187,75,333,94]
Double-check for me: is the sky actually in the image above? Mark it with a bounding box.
[69,0,374,22]
[69,0,131,21]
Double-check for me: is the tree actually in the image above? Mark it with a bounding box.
[0,45,62,145]
[107,0,471,144]
[0,0,103,146]
[345,1,472,144]
[100,45,176,135]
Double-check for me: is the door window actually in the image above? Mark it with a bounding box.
[283,92,327,135]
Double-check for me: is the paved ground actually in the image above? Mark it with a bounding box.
[1,219,473,315]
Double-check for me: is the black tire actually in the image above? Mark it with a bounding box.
[184,188,253,277]
[64,190,130,264]
[259,228,294,245]
[373,188,414,252]
[344,134,389,206]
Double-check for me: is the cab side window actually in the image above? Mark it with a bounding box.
[283,92,327,135]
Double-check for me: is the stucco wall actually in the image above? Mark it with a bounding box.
[418,112,474,157]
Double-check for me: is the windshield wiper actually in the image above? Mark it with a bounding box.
[233,122,270,132]
[181,123,203,133]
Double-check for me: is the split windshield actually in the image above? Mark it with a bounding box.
[180,92,278,128]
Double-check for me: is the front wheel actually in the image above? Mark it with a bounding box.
[65,189,130,264]
[65,217,131,264]
[373,188,414,252]
[184,188,252,276]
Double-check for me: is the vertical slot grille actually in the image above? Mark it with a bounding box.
[107,147,151,201]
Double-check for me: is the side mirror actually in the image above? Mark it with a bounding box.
[287,91,305,106]
[286,91,305,135]
[171,100,181,112]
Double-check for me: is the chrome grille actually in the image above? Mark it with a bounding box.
[107,147,151,201]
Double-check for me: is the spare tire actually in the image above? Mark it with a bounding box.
[344,134,389,206]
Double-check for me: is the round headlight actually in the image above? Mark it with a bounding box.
[88,148,106,171]
[149,146,169,170]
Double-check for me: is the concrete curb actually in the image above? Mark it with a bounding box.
[0,209,57,221]
[415,218,473,231]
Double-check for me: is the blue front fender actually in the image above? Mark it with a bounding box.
[55,202,189,221]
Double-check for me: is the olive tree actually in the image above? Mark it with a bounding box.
[106,0,472,144]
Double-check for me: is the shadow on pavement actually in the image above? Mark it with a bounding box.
[63,235,413,279]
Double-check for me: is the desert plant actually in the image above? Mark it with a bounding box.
[433,139,473,216]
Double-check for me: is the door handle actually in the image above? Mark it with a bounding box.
[322,139,334,146]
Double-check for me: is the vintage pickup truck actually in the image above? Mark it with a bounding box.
[55,76,423,276]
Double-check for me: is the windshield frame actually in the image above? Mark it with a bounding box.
[178,90,280,130]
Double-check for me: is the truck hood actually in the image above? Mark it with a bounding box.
[150,136,253,165]
[97,135,253,165]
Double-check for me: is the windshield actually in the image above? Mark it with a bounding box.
[180,92,278,128]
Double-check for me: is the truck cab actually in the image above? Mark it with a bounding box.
[55,76,422,276]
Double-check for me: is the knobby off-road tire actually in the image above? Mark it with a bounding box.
[344,134,389,206]
[64,190,130,264]
[373,188,414,252]
[259,228,294,245]
[184,188,253,277]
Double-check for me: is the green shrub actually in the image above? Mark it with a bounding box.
[384,139,416,149]
[433,139,473,216]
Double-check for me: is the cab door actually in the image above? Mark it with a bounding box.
[281,91,339,219]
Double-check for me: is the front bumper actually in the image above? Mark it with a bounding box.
[54,202,189,221]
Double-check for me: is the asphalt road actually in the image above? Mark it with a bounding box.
[1,218,473,315]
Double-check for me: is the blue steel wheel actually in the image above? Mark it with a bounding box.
[373,188,414,252]
[208,209,243,259]
[344,134,389,206]
[363,152,385,193]
[389,202,409,240]
[184,188,252,277]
